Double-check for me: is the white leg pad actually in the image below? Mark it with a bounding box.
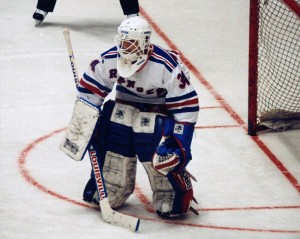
[103,151,137,208]
[142,162,175,213]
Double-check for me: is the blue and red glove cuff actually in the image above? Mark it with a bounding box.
[158,118,195,173]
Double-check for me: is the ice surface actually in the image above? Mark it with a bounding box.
[0,0,299,238]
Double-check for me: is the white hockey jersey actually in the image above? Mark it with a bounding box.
[77,44,199,124]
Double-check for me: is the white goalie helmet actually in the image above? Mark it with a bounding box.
[115,16,152,78]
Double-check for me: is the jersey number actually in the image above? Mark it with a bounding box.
[177,71,190,89]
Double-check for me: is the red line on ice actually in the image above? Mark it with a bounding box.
[17,128,96,210]
[17,129,300,233]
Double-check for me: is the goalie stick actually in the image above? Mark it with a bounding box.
[62,28,140,232]
[63,28,79,88]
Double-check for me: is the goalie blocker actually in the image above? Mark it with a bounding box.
[60,98,100,161]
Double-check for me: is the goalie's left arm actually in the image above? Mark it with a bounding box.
[153,53,199,176]
[152,118,195,175]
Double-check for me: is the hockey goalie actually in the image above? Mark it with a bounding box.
[61,16,200,218]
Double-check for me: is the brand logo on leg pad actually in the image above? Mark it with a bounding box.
[63,138,79,154]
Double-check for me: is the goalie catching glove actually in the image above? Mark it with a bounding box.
[152,118,197,218]
[153,118,195,175]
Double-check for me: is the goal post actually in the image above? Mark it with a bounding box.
[248,0,300,136]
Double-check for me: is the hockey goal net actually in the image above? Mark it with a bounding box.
[248,0,300,135]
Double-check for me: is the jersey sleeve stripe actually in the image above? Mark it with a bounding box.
[168,106,200,114]
[154,45,177,67]
[83,73,111,93]
[151,52,176,71]
[101,51,118,60]
[148,45,178,72]
[149,55,173,72]
[99,46,118,60]
[101,46,118,57]
[166,91,198,103]
[77,86,93,94]
[79,78,108,98]
[166,98,199,110]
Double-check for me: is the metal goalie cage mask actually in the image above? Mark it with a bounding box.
[115,16,152,78]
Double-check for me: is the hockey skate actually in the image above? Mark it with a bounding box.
[83,177,100,207]
[33,9,48,26]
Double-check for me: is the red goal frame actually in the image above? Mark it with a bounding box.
[248,0,300,136]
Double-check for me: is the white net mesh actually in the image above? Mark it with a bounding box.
[257,0,300,131]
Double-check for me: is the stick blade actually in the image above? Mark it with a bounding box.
[100,198,141,232]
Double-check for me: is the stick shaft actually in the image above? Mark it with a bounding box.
[63,28,79,87]
[62,28,140,232]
